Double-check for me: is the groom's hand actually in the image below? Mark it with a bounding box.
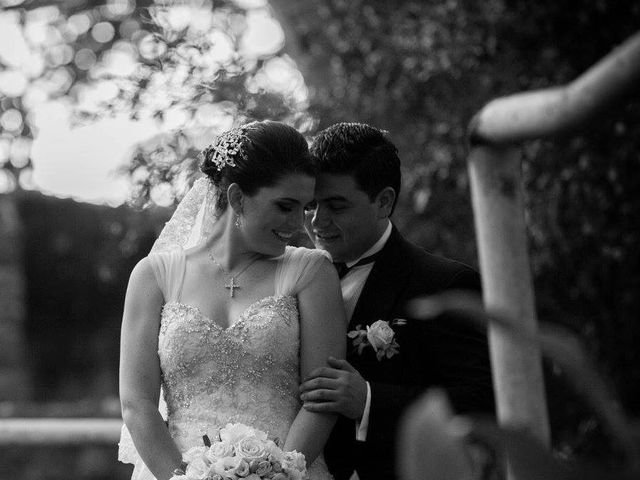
[299,357,367,419]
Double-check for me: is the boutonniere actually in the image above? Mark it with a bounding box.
[347,319,400,361]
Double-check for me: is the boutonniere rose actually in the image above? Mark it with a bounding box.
[348,319,400,360]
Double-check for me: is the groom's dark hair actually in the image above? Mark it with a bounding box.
[310,122,401,214]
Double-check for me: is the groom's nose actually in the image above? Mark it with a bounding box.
[310,204,330,229]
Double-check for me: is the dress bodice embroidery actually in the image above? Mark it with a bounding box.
[159,295,300,448]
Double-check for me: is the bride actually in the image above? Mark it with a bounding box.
[118,121,346,480]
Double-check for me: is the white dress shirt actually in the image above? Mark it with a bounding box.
[340,220,392,441]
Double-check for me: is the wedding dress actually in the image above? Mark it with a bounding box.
[118,178,334,480]
[119,246,334,480]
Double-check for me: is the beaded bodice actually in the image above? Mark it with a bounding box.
[159,296,301,449]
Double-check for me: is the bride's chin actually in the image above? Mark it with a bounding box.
[250,241,287,258]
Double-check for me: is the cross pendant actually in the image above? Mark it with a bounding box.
[225,276,240,298]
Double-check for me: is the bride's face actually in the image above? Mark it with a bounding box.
[239,173,315,256]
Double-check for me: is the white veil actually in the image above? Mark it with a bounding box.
[151,176,219,253]
[118,175,219,477]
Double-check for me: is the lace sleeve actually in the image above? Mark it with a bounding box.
[274,247,332,297]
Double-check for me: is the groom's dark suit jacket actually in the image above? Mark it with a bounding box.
[324,226,495,480]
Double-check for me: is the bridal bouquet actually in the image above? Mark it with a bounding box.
[170,423,308,480]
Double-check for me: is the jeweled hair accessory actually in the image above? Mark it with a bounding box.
[202,125,251,171]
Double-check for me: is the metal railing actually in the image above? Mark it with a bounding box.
[467,30,640,480]
[0,418,122,445]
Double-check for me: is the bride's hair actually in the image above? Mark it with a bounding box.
[200,120,314,213]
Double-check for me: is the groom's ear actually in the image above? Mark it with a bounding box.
[227,183,244,215]
[375,186,396,219]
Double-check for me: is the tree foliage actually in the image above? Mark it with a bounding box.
[0,0,308,205]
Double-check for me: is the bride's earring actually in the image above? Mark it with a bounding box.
[235,214,242,228]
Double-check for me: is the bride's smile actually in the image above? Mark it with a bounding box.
[235,173,316,256]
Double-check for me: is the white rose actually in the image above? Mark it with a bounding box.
[214,456,241,477]
[207,441,234,461]
[220,423,268,445]
[366,320,395,352]
[183,446,209,463]
[264,439,284,462]
[271,460,283,473]
[234,459,251,478]
[282,450,306,472]
[254,460,272,476]
[185,455,212,480]
[219,423,254,444]
[285,467,304,480]
[235,436,267,460]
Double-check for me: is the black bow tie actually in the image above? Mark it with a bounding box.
[333,252,381,279]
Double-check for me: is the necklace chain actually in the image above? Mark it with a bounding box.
[207,249,259,298]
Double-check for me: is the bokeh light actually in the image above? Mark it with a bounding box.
[138,33,168,60]
[100,44,138,77]
[74,48,97,70]
[240,9,284,57]
[195,103,223,126]
[233,0,267,7]
[47,67,75,94]
[151,5,193,33]
[0,70,29,97]
[0,169,17,193]
[91,21,115,43]
[119,18,140,39]
[67,13,92,36]
[0,0,27,8]
[207,30,235,64]
[0,109,23,133]
[0,136,11,164]
[46,44,74,67]
[22,22,44,44]
[0,13,33,68]
[18,167,35,189]
[263,56,303,91]
[25,5,59,23]
[10,137,32,168]
[103,0,135,19]
[149,182,174,207]
[163,107,190,130]
[22,86,49,110]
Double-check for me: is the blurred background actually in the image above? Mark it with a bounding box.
[0,0,639,478]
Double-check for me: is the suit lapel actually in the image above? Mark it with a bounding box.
[349,226,412,330]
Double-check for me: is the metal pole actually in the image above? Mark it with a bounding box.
[470,31,640,144]
[468,145,550,480]
[465,32,640,480]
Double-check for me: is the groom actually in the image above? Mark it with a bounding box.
[300,123,494,480]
